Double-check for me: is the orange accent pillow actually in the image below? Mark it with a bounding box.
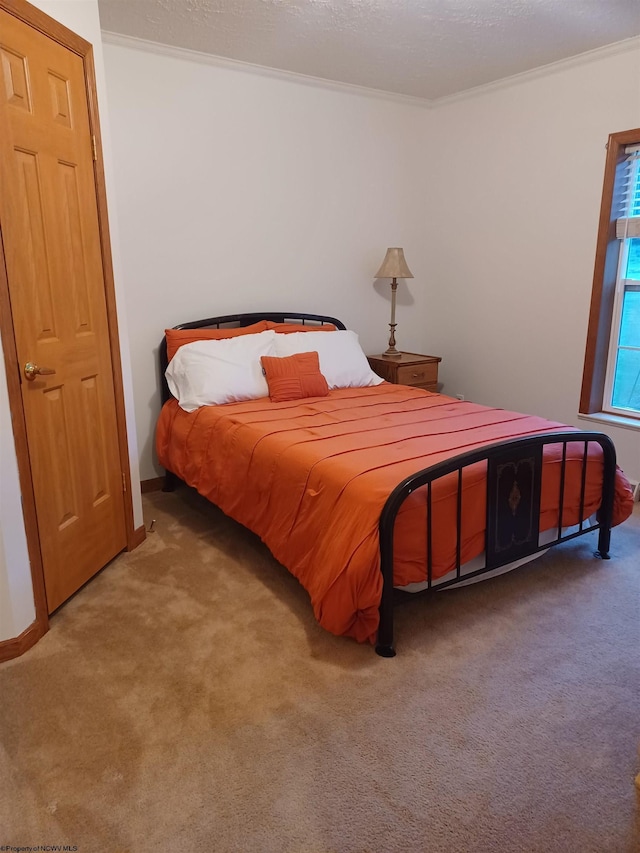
[265,322,337,334]
[260,351,330,402]
[165,321,269,362]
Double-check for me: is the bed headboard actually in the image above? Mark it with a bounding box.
[159,311,347,404]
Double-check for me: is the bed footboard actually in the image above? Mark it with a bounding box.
[375,431,617,657]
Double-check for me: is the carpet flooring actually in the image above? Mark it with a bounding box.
[1,487,639,853]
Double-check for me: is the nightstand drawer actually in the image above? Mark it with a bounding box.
[396,363,438,386]
[367,352,441,390]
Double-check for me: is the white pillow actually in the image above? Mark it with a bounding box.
[165,330,276,411]
[274,329,383,389]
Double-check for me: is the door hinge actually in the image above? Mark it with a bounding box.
[122,472,127,494]
[91,135,97,161]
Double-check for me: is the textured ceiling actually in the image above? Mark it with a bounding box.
[97,0,640,100]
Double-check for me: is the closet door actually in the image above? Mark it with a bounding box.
[0,5,128,611]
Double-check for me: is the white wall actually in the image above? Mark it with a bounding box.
[427,42,640,482]
[0,356,32,639]
[102,40,433,480]
[0,0,142,642]
[104,37,639,485]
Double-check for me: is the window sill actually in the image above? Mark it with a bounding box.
[578,411,640,432]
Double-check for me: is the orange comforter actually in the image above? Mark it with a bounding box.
[156,386,634,644]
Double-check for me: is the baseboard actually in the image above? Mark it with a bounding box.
[0,618,47,663]
[141,476,165,493]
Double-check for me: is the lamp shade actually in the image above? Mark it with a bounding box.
[374,247,414,280]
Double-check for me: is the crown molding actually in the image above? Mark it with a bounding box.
[433,35,640,106]
[101,30,639,107]
[100,31,432,109]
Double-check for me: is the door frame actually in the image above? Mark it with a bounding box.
[0,0,141,657]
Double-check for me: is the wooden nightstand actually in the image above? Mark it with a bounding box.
[367,352,441,392]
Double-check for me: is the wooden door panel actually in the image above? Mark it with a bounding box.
[0,7,127,613]
[40,384,79,528]
[57,161,94,333]
[14,149,58,341]
[48,71,71,127]
[1,45,30,109]
[80,373,112,504]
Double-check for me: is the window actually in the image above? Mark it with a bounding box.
[581,129,640,421]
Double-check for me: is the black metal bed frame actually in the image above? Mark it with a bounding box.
[159,311,617,658]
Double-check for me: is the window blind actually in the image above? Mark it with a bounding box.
[615,145,640,238]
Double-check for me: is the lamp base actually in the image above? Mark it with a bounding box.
[384,320,400,357]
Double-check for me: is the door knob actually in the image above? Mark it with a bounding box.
[24,362,56,381]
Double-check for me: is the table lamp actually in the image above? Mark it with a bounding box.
[374,247,414,357]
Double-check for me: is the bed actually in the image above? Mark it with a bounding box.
[156,311,635,656]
